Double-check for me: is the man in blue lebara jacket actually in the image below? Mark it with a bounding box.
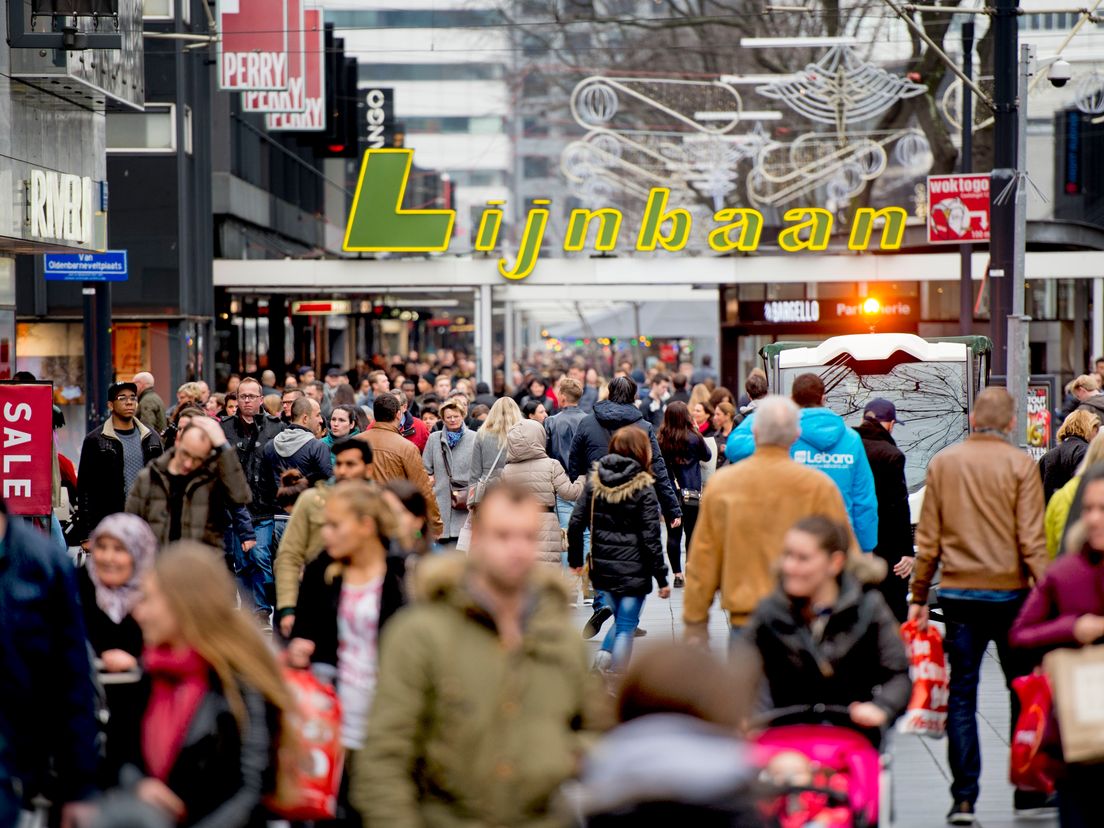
[725,372,879,552]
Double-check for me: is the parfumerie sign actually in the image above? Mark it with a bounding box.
[741,299,915,325]
[27,169,95,244]
[343,149,914,280]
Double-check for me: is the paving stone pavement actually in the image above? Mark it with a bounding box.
[570,580,1058,828]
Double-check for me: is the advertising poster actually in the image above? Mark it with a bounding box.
[0,382,54,515]
[1026,383,1051,461]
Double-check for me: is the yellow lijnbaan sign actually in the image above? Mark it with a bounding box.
[343,149,909,280]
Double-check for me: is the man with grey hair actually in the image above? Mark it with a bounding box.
[683,395,855,643]
[133,371,166,433]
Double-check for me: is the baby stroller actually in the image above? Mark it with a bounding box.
[751,705,892,828]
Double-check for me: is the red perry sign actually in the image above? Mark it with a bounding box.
[266,8,324,131]
[0,383,53,515]
[927,174,991,244]
[218,0,289,91]
[241,0,305,113]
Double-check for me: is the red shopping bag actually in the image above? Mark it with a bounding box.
[896,620,949,738]
[1010,672,1060,794]
[267,667,345,821]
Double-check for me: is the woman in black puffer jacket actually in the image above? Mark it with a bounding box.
[569,426,670,675]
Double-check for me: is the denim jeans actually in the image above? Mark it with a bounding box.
[226,517,275,616]
[941,594,1031,805]
[599,592,646,671]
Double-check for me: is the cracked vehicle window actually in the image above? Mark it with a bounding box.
[780,360,968,493]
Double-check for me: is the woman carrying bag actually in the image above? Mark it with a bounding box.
[456,397,522,551]
[657,401,712,587]
[423,400,476,544]
[1011,463,1104,827]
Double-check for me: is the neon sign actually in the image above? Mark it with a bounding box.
[342,149,911,280]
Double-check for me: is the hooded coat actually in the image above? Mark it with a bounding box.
[1038,434,1089,503]
[726,408,879,552]
[567,400,681,521]
[350,554,606,828]
[125,445,252,547]
[499,420,583,563]
[741,574,912,737]
[260,424,333,495]
[568,455,668,596]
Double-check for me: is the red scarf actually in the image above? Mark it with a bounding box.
[142,646,210,782]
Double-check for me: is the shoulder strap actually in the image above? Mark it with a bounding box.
[440,433,455,482]
[589,480,598,538]
[482,440,507,483]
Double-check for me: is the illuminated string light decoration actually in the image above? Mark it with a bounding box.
[754,45,926,135]
[1074,72,1104,115]
[559,46,934,220]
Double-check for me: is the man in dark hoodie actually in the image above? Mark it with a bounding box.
[260,397,332,499]
[569,376,682,524]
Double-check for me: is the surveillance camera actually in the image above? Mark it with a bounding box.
[1048,59,1072,88]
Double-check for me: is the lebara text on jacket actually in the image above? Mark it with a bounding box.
[342,149,911,281]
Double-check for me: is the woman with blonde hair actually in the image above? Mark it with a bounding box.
[468,396,523,500]
[1039,408,1099,502]
[1046,430,1104,557]
[126,542,295,826]
[288,480,407,823]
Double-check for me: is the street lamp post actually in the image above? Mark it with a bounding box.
[959,20,975,336]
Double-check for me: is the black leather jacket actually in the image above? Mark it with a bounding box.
[220,413,285,518]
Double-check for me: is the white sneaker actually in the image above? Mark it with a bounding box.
[591,650,613,674]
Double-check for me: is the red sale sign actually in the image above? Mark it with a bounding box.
[266,9,324,131]
[0,383,54,516]
[927,173,991,244]
[218,0,289,91]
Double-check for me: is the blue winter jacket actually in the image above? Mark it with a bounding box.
[725,407,880,551]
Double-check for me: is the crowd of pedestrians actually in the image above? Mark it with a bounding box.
[9,349,1104,827]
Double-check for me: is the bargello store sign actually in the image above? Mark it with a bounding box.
[343,149,914,280]
[25,169,97,245]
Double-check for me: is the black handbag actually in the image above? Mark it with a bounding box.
[440,434,469,511]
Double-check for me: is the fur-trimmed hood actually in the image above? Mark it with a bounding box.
[412,550,572,606]
[593,454,655,503]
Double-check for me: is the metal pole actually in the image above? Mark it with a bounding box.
[477,284,493,387]
[988,0,1018,377]
[503,299,515,392]
[1094,280,1104,362]
[83,282,113,432]
[1008,43,1034,447]
[959,21,975,335]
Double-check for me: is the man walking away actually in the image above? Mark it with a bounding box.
[274,439,374,638]
[126,415,252,548]
[639,372,669,428]
[76,381,163,544]
[133,371,167,434]
[684,395,857,644]
[910,387,1049,825]
[359,393,443,537]
[1069,374,1104,424]
[855,399,914,622]
[726,373,879,553]
[352,482,603,826]
[740,371,768,416]
[546,377,588,537]
[221,376,285,618]
[260,397,333,499]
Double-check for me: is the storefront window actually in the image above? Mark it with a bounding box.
[16,322,86,460]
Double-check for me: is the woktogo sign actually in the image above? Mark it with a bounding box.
[0,383,54,516]
[342,149,914,280]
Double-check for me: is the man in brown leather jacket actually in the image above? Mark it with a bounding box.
[910,386,1049,824]
[359,393,443,538]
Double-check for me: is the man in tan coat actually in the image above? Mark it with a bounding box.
[358,393,443,538]
[683,395,856,643]
[909,387,1048,824]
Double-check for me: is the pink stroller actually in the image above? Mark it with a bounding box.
[751,705,891,828]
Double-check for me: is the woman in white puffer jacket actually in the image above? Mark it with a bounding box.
[499,419,584,564]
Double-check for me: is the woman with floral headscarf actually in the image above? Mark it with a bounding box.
[77,513,158,776]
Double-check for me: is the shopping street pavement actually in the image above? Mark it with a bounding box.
[572,583,1058,828]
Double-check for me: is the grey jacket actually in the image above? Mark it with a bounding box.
[545,405,587,472]
[424,427,478,538]
[469,429,510,485]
